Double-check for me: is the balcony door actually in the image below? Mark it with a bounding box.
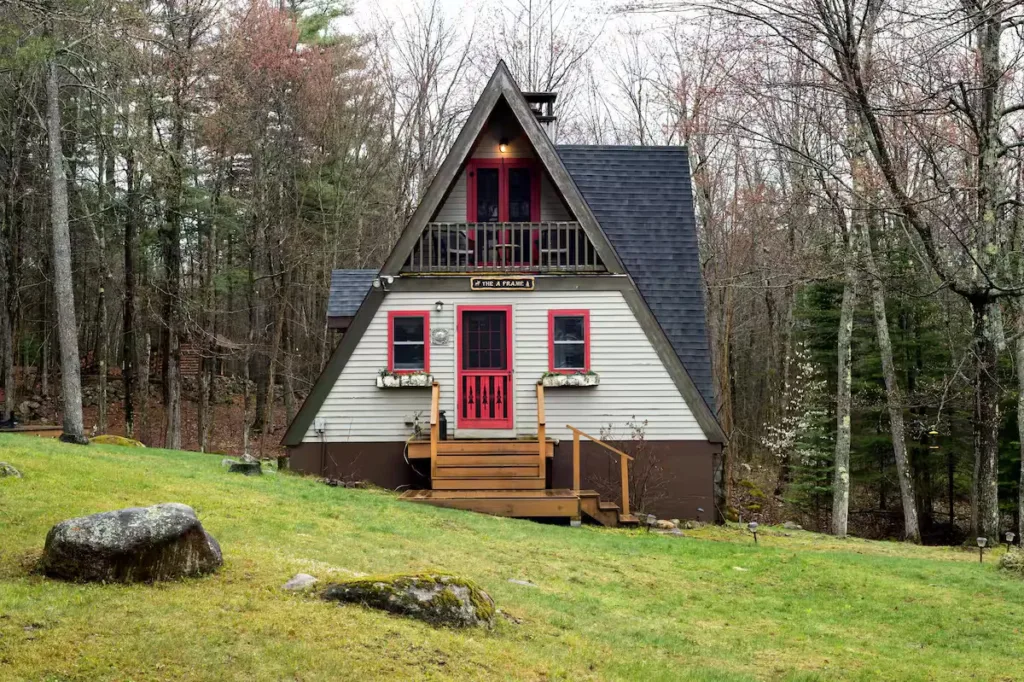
[466,159,541,267]
[466,158,540,223]
[457,306,514,429]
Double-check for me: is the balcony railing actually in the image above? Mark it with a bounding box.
[403,222,604,273]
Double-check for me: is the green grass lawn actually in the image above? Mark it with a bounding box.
[1,434,1021,681]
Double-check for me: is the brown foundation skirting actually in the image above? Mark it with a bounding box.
[288,439,720,521]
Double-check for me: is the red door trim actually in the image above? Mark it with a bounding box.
[456,305,514,430]
[465,158,540,222]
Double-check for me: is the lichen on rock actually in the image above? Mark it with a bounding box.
[42,503,222,583]
[321,572,495,627]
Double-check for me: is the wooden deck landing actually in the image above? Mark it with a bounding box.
[400,488,582,519]
[0,425,64,438]
[399,488,639,526]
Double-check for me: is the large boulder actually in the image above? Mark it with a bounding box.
[322,573,495,627]
[42,503,222,583]
[228,461,261,476]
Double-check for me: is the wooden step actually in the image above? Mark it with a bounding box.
[435,454,542,467]
[434,466,539,478]
[408,439,555,459]
[431,477,547,490]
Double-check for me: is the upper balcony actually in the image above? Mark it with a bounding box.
[402,221,605,274]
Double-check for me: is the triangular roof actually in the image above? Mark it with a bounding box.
[283,63,725,446]
[380,61,625,276]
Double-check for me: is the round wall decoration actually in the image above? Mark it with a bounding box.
[431,327,451,346]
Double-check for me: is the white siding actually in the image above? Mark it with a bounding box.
[540,173,571,221]
[434,170,467,222]
[303,289,708,443]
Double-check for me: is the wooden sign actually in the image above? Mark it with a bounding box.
[470,276,535,291]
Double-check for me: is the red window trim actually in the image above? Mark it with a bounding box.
[548,309,591,373]
[387,310,430,374]
[466,158,542,222]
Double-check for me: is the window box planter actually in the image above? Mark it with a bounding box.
[540,373,600,388]
[376,372,433,388]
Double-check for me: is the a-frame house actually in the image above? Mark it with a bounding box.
[283,62,725,524]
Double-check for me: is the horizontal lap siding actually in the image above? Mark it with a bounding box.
[434,171,467,222]
[303,289,706,443]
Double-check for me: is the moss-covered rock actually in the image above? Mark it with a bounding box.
[90,435,146,448]
[999,550,1024,577]
[0,461,22,478]
[321,573,495,627]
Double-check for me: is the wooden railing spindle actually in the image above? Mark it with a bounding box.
[430,382,440,480]
[536,383,546,480]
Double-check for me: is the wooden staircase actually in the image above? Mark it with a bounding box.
[431,440,551,490]
[399,382,639,528]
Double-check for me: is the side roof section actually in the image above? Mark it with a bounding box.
[556,146,716,410]
[328,269,377,319]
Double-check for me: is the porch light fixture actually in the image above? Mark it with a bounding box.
[498,137,510,154]
[435,300,444,313]
[748,521,759,544]
[977,536,987,563]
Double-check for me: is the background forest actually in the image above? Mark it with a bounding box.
[3,0,1024,545]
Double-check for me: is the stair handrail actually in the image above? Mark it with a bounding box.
[536,383,546,479]
[430,382,440,479]
[566,425,634,518]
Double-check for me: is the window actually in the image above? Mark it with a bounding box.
[476,167,500,222]
[548,310,590,372]
[467,159,540,222]
[388,311,430,373]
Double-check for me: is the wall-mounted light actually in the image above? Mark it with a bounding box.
[498,137,510,154]
[435,300,444,312]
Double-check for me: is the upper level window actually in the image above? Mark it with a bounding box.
[467,159,540,222]
[388,311,430,373]
[548,310,590,372]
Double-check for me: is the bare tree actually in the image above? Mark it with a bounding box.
[44,30,86,444]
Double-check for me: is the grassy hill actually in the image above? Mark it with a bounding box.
[1,434,1021,681]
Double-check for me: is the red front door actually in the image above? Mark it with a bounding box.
[457,306,513,429]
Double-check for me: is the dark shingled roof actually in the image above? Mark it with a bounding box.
[556,145,716,410]
[328,269,377,318]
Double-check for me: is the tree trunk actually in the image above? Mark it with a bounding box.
[122,149,138,438]
[972,298,1000,541]
[0,215,13,421]
[861,220,921,542]
[832,231,858,538]
[45,57,85,444]
[140,332,151,443]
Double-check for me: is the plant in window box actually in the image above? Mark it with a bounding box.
[376,369,433,388]
[539,370,600,388]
